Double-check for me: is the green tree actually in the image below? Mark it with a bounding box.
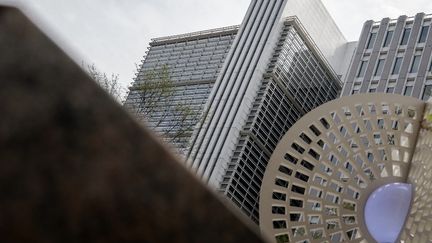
[129,65,202,152]
[85,63,124,103]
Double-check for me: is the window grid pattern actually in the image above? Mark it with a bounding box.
[125,28,238,154]
[343,15,432,99]
[260,94,423,243]
[220,23,341,224]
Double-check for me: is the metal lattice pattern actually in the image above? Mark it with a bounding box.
[260,94,424,243]
[219,18,341,225]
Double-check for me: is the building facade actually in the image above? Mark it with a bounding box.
[126,0,352,224]
[124,26,238,154]
[218,17,342,224]
[342,13,432,100]
[185,0,350,224]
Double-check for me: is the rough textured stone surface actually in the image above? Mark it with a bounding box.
[0,6,266,243]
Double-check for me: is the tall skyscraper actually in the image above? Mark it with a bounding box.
[126,0,354,224]
[216,17,342,224]
[257,11,432,243]
[125,26,238,153]
[185,0,352,223]
[342,13,432,99]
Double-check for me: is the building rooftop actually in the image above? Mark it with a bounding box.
[150,25,240,46]
[371,12,432,26]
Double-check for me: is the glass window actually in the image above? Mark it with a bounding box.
[374,59,385,76]
[369,88,377,93]
[410,55,421,73]
[352,89,359,95]
[392,57,403,75]
[366,32,377,49]
[400,28,411,45]
[418,26,429,43]
[357,61,368,77]
[383,30,394,47]
[422,85,432,100]
[429,60,432,72]
[404,86,413,96]
[386,87,395,93]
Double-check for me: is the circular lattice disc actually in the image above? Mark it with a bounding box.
[260,94,424,243]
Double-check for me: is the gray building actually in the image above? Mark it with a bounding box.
[342,13,432,100]
[126,0,352,224]
[186,0,351,187]
[124,26,238,154]
[186,0,350,223]
[217,17,342,223]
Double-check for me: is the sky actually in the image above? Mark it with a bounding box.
[2,0,432,94]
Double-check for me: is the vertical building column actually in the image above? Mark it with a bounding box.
[413,14,432,98]
[359,19,389,93]
[187,0,289,187]
[395,14,423,94]
[341,20,373,96]
[377,18,406,92]
[186,0,260,170]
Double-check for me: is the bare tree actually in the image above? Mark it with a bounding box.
[129,65,202,152]
[85,63,124,103]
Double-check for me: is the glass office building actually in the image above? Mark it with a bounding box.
[184,0,350,224]
[127,0,350,224]
[218,17,341,224]
[124,26,238,154]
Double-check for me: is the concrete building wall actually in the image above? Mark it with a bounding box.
[342,13,432,100]
[184,0,349,223]
[187,0,350,185]
[186,0,290,185]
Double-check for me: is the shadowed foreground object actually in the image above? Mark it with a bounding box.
[0,6,266,243]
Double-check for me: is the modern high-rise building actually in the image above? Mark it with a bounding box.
[256,11,432,242]
[125,0,354,224]
[124,26,238,154]
[342,13,432,99]
[216,17,342,224]
[184,0,352,224]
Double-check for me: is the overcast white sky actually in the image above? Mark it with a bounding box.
[3,0,432,93]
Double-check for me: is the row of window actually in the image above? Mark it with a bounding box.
[146,48,230,61]
[352,82,432,100]
[151,35,236,50]
[366,24,430,50]
[357,54,432,78]
[220,24,341,224]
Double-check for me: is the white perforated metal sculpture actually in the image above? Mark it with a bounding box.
[260,94,431,243]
